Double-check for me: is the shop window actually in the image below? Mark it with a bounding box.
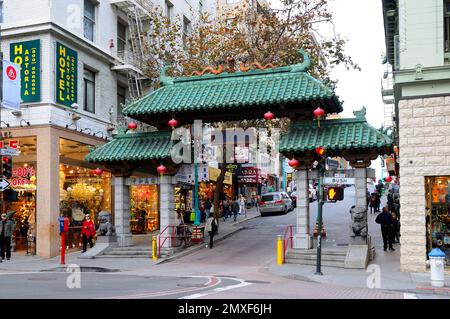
[117,84,126,118]
[117,21,127,59]
[130,185,159,234]
[426,176,450,267]
[165,0,174,22]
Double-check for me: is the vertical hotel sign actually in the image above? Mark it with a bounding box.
[56,42,77,107]
[10,40,41,102]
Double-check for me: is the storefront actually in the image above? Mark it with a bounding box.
[425,176,450,267]
[238,166,261,202]
[130,185,159,234]
[208,167,233,200]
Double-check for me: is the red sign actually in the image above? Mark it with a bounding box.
[0,140,19,149]
[6,66,17,80]
[238,167,261,184]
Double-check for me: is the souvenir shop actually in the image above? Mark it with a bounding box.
[129,185,159,234]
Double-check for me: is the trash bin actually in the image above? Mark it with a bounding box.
[429,248,446,287]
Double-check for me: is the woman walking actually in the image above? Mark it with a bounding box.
[81,214,95,253]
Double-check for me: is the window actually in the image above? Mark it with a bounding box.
[0,1,3,23]
[165,0,174,22]
[84,0,96,42]
[182,16,191,48]
[117,21,126,58]
[226,0,241,4]
[117,85,126,117]
[83,69,95,113]
[199,0,203,14]
[445,1,450,52]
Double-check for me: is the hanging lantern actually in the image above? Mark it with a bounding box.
[313,107,325,128]
[288,159,299,169]
[168,118,178,129]
[128,122,138,130]
[264,111,275,121]
[157,164,167,176]
[94,168,103,176]
[315,147,325,157]
[386,176,392,183]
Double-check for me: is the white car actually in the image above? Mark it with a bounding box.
[259,192,292,216]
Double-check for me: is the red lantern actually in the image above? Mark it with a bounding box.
[386,176,392,183]
[168,118,178,129]
[157,164,167,175]
[315,147,325,157]
[94,168,103,176]
[264,111,275,121]
[313,107,325,128]
[128,122,138,130]
[288,159,299,168]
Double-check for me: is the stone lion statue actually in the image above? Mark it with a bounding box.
[97,211,116,236]
[350,206,368,238]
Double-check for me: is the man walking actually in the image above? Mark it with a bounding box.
[0,213,14,261]
[375,207,395,251]
[231,197,240,222]
[205,213,218,249]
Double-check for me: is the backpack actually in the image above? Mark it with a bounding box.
[211,219,218,233]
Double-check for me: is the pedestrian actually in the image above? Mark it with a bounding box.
[239,194,247,218]
[222,198,231,221]
[375,191,381,212]
[204,198,212,218]
[0,213,14,261]
[375,206,395,251]
[369,192,377,214]
[391,211,400,243]
[81,214,95,253]
[205,213,218,249]
[387,189,394,212]
[231,197,240,222]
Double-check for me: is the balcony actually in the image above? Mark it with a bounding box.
[112,49,144,75]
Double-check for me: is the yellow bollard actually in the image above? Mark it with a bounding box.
[277,235,283,265]
[152,236,157,261]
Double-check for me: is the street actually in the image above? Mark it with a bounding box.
[0,187,421,299]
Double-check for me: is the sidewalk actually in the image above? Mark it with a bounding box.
[0,207,261,273]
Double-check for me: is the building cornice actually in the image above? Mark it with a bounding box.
[394,65,450,85]
[0,22,117,65]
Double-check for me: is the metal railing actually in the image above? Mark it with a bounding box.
[282,225,296,263]
[157,224,192,257]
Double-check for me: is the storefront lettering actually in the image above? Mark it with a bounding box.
[0,140,19,149]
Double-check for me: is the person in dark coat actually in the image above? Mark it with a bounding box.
[0,213,15,261]
[369,192,378,214]
[375,207,395,251]
[387,189,394,212]
[231,198,240,222]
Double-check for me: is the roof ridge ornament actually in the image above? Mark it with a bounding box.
[353,106,367,120]
[290,49,311,72]
[159,65,174,86]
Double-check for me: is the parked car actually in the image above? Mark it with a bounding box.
[259,192,292,216]
[289,184,317,207]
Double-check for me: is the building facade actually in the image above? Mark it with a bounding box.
[0,0,213,258]
[382,0,450,271]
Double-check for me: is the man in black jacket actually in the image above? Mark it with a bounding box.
[375,207,395,251]
[0,213,15,261]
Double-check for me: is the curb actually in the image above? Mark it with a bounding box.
[156,226,246,265]
[230,213,260,226]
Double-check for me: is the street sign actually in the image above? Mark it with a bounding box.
[323,177,355,185]
[326,158,339,169]
[0,148,20,156]
[0,178,11,191]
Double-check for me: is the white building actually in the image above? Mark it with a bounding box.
[0,0,215,258]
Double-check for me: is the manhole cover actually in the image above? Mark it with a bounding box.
[335,243,349,247]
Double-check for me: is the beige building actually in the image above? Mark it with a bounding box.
[382,0,450,272]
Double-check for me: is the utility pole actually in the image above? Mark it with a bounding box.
[315,164,325,275]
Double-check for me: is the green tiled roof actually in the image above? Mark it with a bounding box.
[279,117,393,155]
[123,64,342,118]
[85,131,172,163]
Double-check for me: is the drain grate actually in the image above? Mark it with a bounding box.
[335,243,349,247]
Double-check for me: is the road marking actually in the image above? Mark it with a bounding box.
[180,277,253,299]
[104,276,221,299]
[404,293,417,299]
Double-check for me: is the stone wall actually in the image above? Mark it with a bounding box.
[398,96,450,272]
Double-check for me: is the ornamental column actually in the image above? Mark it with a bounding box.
[350,165,370,245]
[159,175,176,247]
[114,176,133,247]
[293,170,313,249]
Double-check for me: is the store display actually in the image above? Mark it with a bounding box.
[426,177,450,267]
[130,185,159,234]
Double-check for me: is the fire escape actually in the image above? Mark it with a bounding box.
[381,63,395,129]
[111,0,152,100]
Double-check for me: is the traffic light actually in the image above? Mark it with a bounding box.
[327,186,344,201]
[2,156,12,178]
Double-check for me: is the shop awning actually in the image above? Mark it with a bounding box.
[85,131,172,164]
[279,108,393,157]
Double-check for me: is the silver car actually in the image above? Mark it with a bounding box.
[259,192,292,216]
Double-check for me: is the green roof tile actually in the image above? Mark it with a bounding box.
[85,131,172,163]
[279,118,393,155]
[123,66,342,117]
